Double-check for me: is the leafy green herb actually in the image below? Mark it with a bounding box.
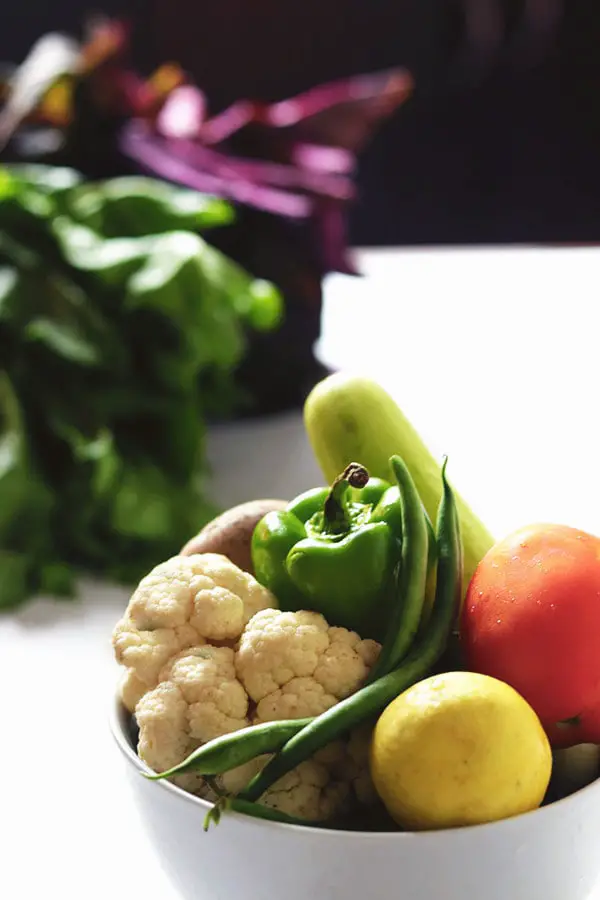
[0,165,283,608]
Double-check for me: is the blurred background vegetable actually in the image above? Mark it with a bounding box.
[0,164,282,607]
[0,18,412,415]
[0,17,412,607]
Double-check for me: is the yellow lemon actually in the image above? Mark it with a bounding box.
[370,671,552,831]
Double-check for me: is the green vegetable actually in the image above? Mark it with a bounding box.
[203,794,319,832]
[304,372,493,591]
[238,456,463,806]
[144,718,313,781]
[421,509,438,631]
[367,455,429,681]
[360,479,439,632]
[251,464,399,638]
[0,165,283,607]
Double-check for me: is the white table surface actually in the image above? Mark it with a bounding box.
[2,245,600,899]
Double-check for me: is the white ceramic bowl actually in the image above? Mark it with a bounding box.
[111,696,600,900]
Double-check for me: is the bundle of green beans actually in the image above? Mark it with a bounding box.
[145,454,463,830]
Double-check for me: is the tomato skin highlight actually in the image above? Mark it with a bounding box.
[461,523,600,747]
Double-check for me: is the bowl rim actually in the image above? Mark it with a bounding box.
[110,689,600,841]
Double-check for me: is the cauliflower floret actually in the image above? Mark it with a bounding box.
[262,760,352,821]
[135,645,252,796]
[235,609,380,722]
[119,670,151,713]
[113,622,200,696]
[112,553,276,710]
[345,724,379,806]
[159,646,250,743]
[136,681,191,773]
[229,609,381,821]
[220,756,354,822]
[254,677,338,721]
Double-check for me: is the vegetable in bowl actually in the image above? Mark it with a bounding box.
[111,451,465,830]
[111,371,600,838]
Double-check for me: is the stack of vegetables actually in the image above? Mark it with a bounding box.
[112,373,600,832]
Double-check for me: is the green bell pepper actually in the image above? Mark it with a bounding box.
[251,463,402,639]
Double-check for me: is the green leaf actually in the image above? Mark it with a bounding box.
[109,464,180,541]
[125,231,202,316]
[2,263,124,371]
[0,168,17,201]
[0,372,30,533]
[0,551,31,609]
[0,439,29,537]
[0,373,57,578]
[0,266,19,321]
[24,317,102,366]
[38,562,76,598]
[125,232,245,369]
[191,239,280,323]
[0,425,20,481]
[91,440,121,498]
[60,427,121,498]
[52,218,280,372]
[68,177,234,237]
[5,164,82,195]
[0,230,43,270]
[52,217,151,285]
[15,187,54,219]
[247,279,284,331]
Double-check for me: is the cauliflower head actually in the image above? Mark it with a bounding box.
[113,557,383,823]
[113,553,276,711]
[236,609,380,722]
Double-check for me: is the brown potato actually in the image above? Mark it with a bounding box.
[180,499,288,574]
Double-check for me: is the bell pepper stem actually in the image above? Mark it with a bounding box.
[323,462,370,533]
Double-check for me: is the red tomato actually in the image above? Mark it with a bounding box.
[461,523,600,747]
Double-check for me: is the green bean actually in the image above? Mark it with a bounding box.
[239,457,462,806]
[143,718,313,781]
[420,504,439,632]
[367,454,429,681]
[203,795,321,831]
[433,456,463,641]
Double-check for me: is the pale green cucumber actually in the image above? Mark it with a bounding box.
[303,372,494,590]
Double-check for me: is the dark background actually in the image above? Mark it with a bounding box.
[2,0,600,247]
